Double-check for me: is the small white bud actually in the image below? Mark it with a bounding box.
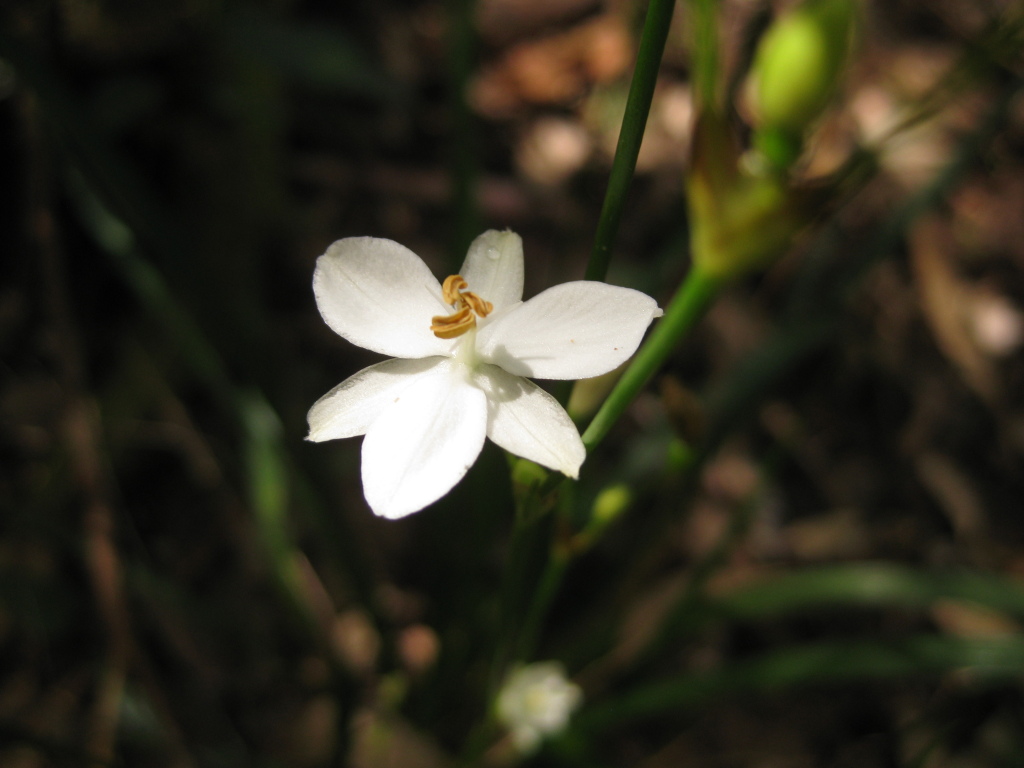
[495,662,582,753]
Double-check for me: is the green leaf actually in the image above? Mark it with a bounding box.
[579,635,1024,730]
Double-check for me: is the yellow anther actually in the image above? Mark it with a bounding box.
[430,306,476,339]
[431,274,493,339]
[462,292,493,318]
[441,275,470,305]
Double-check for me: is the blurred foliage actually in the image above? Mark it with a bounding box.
[3,0,1024,766]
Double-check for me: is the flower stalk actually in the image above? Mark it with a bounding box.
[586,0,676,284]
[582,267,723,454]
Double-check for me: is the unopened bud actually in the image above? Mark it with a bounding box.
[591,484,632,528]
[511,458,548,492]
[748,0,857,167]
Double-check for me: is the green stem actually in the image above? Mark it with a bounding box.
[516,553,571,661]
[488,509,555,697]
[690,0,720,111]
[513,481,577,663]
[524,271,723,669]
[585,0,676,283]
[582,267,723,454]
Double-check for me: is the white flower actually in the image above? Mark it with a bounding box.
[307,230,662,519]
[496,661,582,752]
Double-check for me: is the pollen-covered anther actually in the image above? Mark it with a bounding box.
[430,306,475,339]
[462,292,493,317]
[431,274,494,339]
[441,275,469,305]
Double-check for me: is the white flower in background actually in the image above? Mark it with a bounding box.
[307,230,661,519]
[496,661,582,752]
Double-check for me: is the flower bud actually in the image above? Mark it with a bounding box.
[748,0,857,168]
[591,484,632,528]
[511,458,549,493]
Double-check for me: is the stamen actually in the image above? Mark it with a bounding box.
[441,275,469,306]
[431,274,494,339]
[462,292,494,317]
[430,306,475,339]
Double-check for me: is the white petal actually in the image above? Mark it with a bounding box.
[459,230,524,313]
[306,357,444,442]
[476,366,585,478]
[314,237,454,359]
[476,281,662,380]
[361,360,487,519]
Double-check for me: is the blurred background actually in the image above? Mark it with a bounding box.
[3,0,1024,766]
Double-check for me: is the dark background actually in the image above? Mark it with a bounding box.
[2,0,1024,766]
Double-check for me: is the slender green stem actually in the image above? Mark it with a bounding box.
[586,0,676,283]
[515,0,680,668]
[520,273,724,665]
[488,509,555,697]
[513,481,577,663]
[582,267,723,454]
[690,0,720,111]
[516,553,570,661]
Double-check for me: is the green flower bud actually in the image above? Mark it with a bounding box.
[748,0,857,167]
[591,484,632,528]
[511,458,548,492]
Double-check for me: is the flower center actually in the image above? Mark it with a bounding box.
[430,275,493,339]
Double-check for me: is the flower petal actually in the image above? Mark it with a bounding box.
[460,230,524,313]
[314,237,454,359]
[306,357,444,442]
[475,365,585,478]
[476,281,662,379]
[361,360,487,519]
